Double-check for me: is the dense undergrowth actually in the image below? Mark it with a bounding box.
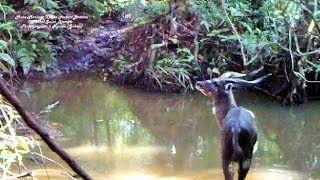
[1,1,318,103]
[106,0,320,104]
[0,1,319,96]
[0,94,34,178]
[0,0,105,76]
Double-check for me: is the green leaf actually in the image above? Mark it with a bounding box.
[207,28,229,37]
[19,57,34,75]
[30,31,50,39]
[0,53,15,67]
[1,5,16,14]
[229,7,244,17]
[17,48,28,58]
[32,43,36,50]
[25,0,36,5]
[200,20,211,32]
[0,61,10,73]
[0,22,15,32]
[19,140,30,152]
[242,32,258,56]
[32,6,47,13]
[240,21,253,32]
[0,40,8,49]
[17,48,36,58]
[42,0,59,9]
[217,35,238,41]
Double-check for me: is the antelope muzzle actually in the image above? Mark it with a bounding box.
[195,80,219,97]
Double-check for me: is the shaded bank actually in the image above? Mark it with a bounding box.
[30,16,320,105]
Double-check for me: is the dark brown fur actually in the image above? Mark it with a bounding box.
[196,80,257,180]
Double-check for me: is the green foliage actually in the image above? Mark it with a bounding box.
[152,47,195,91]
[140,1,169,17]
[122,0,169,25]
[107,0,129,10]
[194,0,320,86]
[83,0,104,19]
[0,4,15,14]
[16,46,37,75]
[0,0,107,75]
[114,55,133,74]
[134,16,149,26]
[0,53,15,67]
[12,30,58,75]
[0,22,15,37]
[0,96,34,177]
[242,31,259,56]
[0,19,15,72]
[40,0,59,10]
[193,1,223,31]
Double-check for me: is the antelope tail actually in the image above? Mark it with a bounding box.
[232,131,243,158]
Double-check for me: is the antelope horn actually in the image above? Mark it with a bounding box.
[223,73,272,85]
[246,67,264,79]
[218,67,265,80]
[218,72,247,79]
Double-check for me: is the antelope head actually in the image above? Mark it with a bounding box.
[195,68,271,101]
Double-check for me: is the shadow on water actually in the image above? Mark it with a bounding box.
[18,74,320,179]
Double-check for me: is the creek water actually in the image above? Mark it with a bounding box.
[18,74,320,180]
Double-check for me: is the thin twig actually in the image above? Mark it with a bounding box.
[284,61,290,82]
[300,2,320,35]
[4,169,77,179]
[193,21,203,78]
[221,0,247,66]
[288,29,295,74]
[0,2,6,21]
[30,151,69,171]
[275,42,320,56]
[252,86,287,102]
[149,42,167,71]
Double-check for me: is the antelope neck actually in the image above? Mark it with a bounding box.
[212,90,237,127]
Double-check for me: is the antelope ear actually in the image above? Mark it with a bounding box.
[224,83,234,90]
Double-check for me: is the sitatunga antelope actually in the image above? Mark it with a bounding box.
[196,70,271,180]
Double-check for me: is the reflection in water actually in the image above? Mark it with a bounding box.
[18,74,320,179]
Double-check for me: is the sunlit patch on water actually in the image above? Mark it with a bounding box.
[96,168,302,180]
[249,169,302,180]
[3,168,304,180]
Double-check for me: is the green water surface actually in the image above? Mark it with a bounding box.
[18,74,320,180]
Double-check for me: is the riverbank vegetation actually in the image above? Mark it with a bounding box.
[0,0,319,103]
